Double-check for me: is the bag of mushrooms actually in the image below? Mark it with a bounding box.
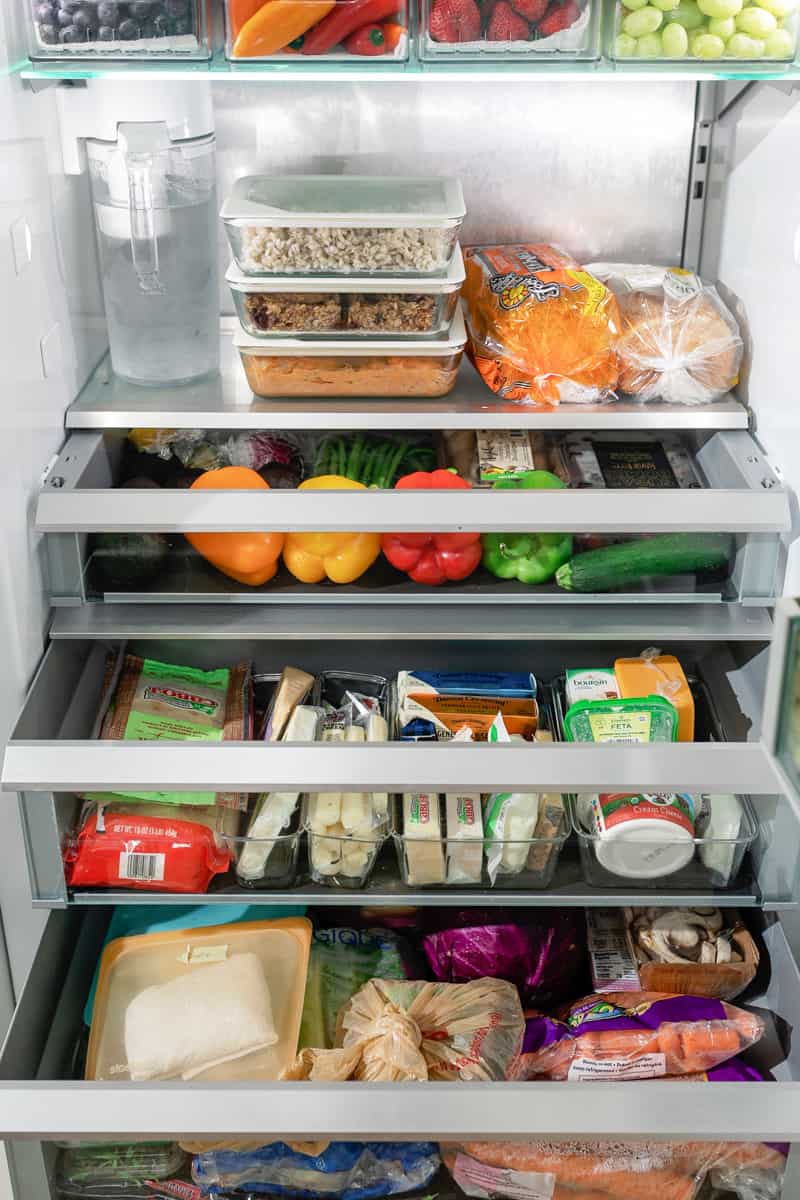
[628,908,759,1001]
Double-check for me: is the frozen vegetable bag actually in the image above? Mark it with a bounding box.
[88,651,251,809]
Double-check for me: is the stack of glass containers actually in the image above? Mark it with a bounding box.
[222,175,469,399]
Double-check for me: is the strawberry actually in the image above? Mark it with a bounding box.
[487,0,529,38]
[511,0,548,22]
[536,0,579,34]
[429,0,481,40]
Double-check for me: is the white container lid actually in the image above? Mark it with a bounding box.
[221,176,466,229]
[226,248,465,295]
[594,820,696,880]
[233,308,467,358]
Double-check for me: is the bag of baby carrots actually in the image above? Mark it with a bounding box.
[508,990,763,1081]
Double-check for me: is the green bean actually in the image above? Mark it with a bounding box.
[382,439,409,489]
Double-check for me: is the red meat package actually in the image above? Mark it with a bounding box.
[509,990,763,1081]
[65,803,233,893]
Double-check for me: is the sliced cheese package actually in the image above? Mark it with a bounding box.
[397,670,538,741]
[400,793,445,886]
[445,794,483,885]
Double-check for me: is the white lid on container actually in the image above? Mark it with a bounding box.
[594,819,696,880]
[226,247,465,294]
[221,176,466,229]
[233,308,467,358]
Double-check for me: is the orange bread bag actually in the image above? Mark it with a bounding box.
[463,244,620,407]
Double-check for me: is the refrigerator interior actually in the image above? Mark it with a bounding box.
[3,20,800,1195]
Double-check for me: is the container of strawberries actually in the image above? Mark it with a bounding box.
[420,0,598,57]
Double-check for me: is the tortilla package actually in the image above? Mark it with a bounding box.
[509,991,763,1081]
[463,244,620,407]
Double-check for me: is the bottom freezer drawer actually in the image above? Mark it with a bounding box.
[4,908,800,1144]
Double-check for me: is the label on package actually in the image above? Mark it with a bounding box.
[587,711,652,743]
[453,1153,555,1200]
[585,909,641,992]
[476,429,534,483]
[118,851,165,882]
[567,1053,667,1081]
[144,1182,203,1200]
[565,668,619,708]
[664,267,703,301]
[593,793,696,837]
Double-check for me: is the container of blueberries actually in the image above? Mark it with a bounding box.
[29,0,210,58]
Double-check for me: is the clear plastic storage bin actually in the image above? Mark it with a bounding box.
[305,824,387,888]
[226,251,465,339]
[221,177,466,277]
[224,0,409,60]
[234,311,467,398]
[420,0,599,60]
[225,807,303,890]
[28,0,209,59]
[569,793,758,889]
[611,0,797,63]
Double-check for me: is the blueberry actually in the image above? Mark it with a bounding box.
[62,1,83,13]
[74,7,98,29]
[128,0,150,14]
[117,15,139,34]
[96,0,117,19]
[97,21,114,34]
[59,22,84,38]
[164,0,188,16]
[34,1,55,19]
[57,9,75,23]
[139,17,156,32]
[172,14,191,30]
[39,21,58,39]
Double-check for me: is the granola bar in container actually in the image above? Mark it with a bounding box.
[234,311,467,399]
[221,176,465,277]
[226,250,464,338]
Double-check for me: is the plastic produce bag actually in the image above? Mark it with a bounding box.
[300,926,412,1050]
[56,1141,189,1198]
[441,1140,785,1200]
[422,909,586,1009]
[462,244,620,407]
[192,1141,440,1199]
[509,991,763,1081]
[283,978,524,1082]
[589,263,743,405]
[127,429,305,487]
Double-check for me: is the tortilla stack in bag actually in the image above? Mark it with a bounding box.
[462,244,620,407]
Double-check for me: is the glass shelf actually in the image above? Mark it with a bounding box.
[19,50,800,84]
[67,328,750,432]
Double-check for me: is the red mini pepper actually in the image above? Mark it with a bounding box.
[381,470,482,586]
[301,0,402,52]
[344,21,386,51]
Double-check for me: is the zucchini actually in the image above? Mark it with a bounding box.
[555,533,733,593]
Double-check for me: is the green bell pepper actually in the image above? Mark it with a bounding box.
[482,469,573,585]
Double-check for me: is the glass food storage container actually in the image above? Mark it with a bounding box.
[29,0,209,59]
[225,0,409,60]
[611,0,797,63]
[226,251,465,339]
[234,311,467,399]
[221,176,466,277]
[392,793,568,889]
[569,793,758,889]
[420,0,599,60]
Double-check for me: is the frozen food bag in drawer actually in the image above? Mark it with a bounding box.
[87,918,311,1082]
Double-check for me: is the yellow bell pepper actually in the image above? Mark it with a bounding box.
[283,475,381,585]
[186,467,284,587]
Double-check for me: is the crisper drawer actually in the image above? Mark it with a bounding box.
[3,635,799,909]
[3,907,800,1147]
[38,429,790,607]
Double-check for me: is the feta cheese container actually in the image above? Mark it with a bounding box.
[226,251,465,339]
[234,311,467,399]
[221,176,466,277]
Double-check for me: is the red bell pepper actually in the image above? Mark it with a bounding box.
[301,0,402,52]
[344,21,386,51]
[381,469,482,586]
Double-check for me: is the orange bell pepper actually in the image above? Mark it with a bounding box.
[283,475,381,585]
[185,467,284,587]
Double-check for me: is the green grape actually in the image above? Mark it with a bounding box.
[650,0,675,11]
[697,0,742,18]
[665,0,706,26]
[726,28,764,46]
[708,14,736,31]
[615,29,639,49]
[692,28,726,48]
[661,18,690,46]
[759,0,796,17]
[736,4,777,32]
[622,0,650,10]
[622,5,663,32]
[636,28,664,47]
[763,23,796,50]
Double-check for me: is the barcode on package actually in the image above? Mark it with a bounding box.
[118,851,165,882]
[586,909,640,991]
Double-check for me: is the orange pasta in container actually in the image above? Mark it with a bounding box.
[463,244,620,407]
[509,990,763,1081]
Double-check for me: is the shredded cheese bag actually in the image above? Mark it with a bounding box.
[463,244,620,407]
